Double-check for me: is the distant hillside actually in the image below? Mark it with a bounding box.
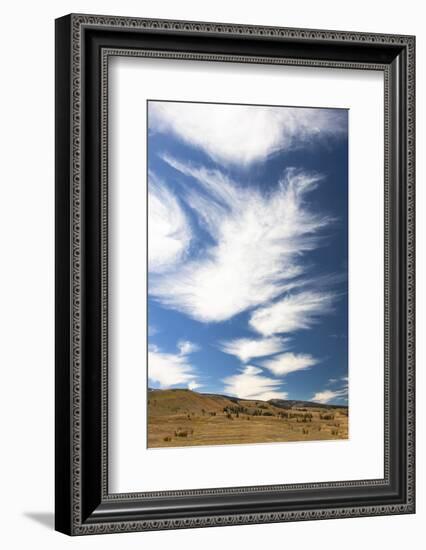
[148,388,347,411]
[148,388,238,416]
[268,398,347,410]
[147,388,348,448]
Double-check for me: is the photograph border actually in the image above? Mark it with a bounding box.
[55,14,415,535]
[144,97,350,451]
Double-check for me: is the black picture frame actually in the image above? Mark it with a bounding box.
[55,13,415,535]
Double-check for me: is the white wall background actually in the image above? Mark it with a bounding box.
[0,0,422,548]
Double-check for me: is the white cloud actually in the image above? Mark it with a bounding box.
[148,171,192,273]
[148,340,200,389]
[188,380,202,391]
[261,352,318,376]
[219,336,289,363]
[148,350,197,389]
[150,160,332,323]
[223,365,288,401]
[311,390,337,404]
[327,375,348,385]
[148,343,160,353]
[149,101,346,166]
[148,325,159,337]
[177,340,200,356]
[311,380,348,404]
[249,291,335,336]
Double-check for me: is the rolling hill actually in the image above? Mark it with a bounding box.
[147,388,348,448]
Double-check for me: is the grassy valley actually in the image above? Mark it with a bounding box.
[147,388,348,448]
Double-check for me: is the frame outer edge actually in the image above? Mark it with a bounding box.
[61,13,415,535]
[405,35,415,513]
[55,14,73,536]
[70,13,84,536]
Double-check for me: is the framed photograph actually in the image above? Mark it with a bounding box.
[55,14,415,535]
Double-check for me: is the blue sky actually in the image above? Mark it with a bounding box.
[147,101,348,405]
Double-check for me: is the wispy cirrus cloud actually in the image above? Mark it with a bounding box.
[311,378,348,404]
[148,341,200,389]
[223,365,288,401]
[249,291,335,336]
[149,101,347,166]
[148,171,192,273]
[177,340,200,356]
[149,158,332,323]
[188,380,202,391]
[327,375,348,386]
[218,336,289,363]
[311,388,348,404]
[260,352,319,376]
[148,325,159,337]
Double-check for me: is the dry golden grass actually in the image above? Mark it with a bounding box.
[148,389,348,448]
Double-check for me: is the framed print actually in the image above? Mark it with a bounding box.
[55,14,415,535]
